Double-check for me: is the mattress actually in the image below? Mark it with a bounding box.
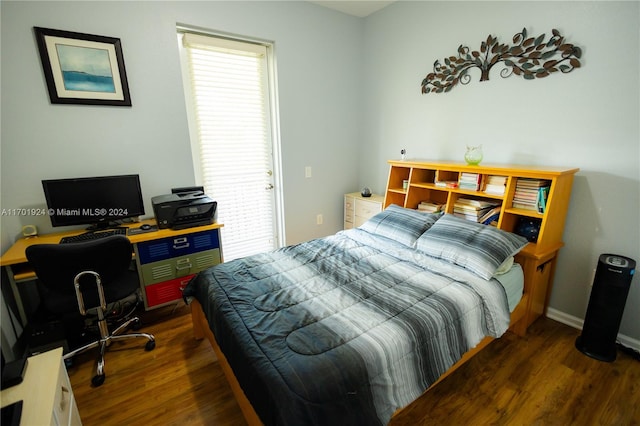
[184,228,519,425]
[495,263,524,312]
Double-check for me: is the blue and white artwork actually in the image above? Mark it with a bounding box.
[55,44,115,93]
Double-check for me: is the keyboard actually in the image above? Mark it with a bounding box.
[59,228,127,244]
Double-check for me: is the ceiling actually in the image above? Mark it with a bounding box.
[308,1,397,17]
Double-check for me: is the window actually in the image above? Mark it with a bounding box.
[178,29,284,261]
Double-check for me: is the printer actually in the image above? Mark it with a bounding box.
[151,191,217,230]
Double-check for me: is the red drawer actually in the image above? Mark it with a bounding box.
[145,274,195,307]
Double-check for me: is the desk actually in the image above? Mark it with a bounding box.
[0,219,223,324]
[0,347,82,425]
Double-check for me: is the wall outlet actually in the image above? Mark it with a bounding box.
[316,214,323,225]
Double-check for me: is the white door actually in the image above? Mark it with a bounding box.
[179,30,284,261]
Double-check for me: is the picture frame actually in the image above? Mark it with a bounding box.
[34,27,131,106]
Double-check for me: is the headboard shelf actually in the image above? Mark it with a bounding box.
[385,159,579,330]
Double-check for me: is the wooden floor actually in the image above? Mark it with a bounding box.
[68,304,244,425]
[68,304,640,425]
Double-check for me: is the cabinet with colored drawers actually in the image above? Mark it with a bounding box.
[135,228,222,309]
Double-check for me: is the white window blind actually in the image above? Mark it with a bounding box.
[181,32,277,261]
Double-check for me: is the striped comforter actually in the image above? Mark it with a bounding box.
[184,228,511,425]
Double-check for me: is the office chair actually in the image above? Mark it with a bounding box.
[26,235,155,387]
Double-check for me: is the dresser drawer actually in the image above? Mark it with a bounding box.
[53,359,80,426]
[344,192,383,230]
[344,196,355,224]
[145,275,195,307]
[139,248,221,286]
[137,230,219,265]
[355,198,382,221]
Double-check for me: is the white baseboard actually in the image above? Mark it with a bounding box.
[546,307,640,352]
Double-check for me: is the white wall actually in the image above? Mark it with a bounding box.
[2,1,638,346]
[361,1,640,342]
[0,0,363,252]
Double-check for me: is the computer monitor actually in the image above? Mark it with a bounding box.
[42,174,145,229]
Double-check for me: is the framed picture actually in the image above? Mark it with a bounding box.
[34,27,131,106]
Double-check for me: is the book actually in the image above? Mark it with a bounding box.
[484,184,506,195]
[482,213,500,226]
[537,186,550,213]
[435,180,459,188]
[513,179,551,211]
[512,201,539,211]
[459,172,480,182]
[453,206,491,219]
[454,204,481,212]
[516,178,549,188]
[485,175,507,184]
[514,193,538,201]
[454,212,484,222]
[458,172,482,190]
[417,201,444,213]
[454,205,493,215]
[478,206,501,224]
[453,198,500,222]
[455,198,499,209]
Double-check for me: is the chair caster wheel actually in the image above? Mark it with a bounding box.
[145,340,156,351]
[92,374,105,387]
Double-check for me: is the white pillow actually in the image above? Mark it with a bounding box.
[494,256,514,276]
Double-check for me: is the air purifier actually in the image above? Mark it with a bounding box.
[575,254,636,362]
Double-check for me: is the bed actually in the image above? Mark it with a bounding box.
[183,206,530,425]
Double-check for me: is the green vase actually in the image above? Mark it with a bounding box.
[464,145,483,165]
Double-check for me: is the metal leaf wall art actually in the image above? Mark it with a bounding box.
[421,28,582,94]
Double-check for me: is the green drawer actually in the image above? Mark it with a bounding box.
[139,248,221,286]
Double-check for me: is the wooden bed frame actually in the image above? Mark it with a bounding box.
[189,161,577,424]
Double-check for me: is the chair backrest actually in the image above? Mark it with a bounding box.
[26,235,133,296]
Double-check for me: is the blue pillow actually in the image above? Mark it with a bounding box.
[359,204,441,247]
[416,214,528,279]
